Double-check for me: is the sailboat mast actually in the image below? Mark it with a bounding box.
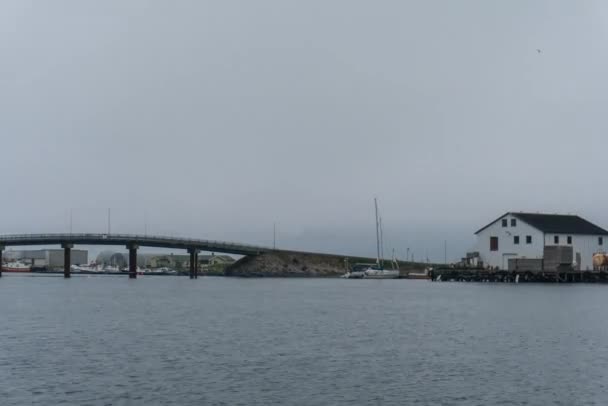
[379,216,384,268]
[374,198,381,267]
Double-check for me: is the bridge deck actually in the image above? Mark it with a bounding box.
[0,233,272,256]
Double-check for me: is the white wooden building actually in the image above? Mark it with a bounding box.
[474,212,608,271]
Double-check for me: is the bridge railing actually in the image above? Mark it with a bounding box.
[0,233,273,251]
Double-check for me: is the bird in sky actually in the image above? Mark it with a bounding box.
[536,49,542,54]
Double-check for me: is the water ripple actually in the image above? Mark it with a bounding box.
[1,276,608,405]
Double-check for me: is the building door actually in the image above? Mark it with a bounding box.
[502,253,517,270]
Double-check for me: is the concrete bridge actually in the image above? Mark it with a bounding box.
[0,233,274,279]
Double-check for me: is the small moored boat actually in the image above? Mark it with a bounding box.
[2,261,32,273]
[364,267,400,279]
[342,263,372,279]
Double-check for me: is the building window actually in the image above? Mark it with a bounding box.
[502,219,508,227]
[526,235,532,244]
[567,236,572,244]
[514,236,520,245]
[490,236,498,251]
[511,219,517,227]
[554,235,559,244]
[600,237,604,246]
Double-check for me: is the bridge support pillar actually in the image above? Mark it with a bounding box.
[62,243,73,278]
[188,249,199,279]
[127,244,138,279]
[0,245,4,277]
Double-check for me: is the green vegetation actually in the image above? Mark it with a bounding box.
[205,263,229,276]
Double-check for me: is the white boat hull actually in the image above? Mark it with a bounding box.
[342,270,366,279]
[364,269,400,279]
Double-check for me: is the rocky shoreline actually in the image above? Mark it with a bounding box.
[225,251,429,278]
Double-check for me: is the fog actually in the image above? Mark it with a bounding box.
[2,1,608,261]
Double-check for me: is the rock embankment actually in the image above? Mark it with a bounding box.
[225,252,347,277]
[225,252,429,277]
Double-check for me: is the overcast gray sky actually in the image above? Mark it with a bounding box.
[2,1,608,261]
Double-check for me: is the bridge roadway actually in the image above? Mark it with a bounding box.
[0,233,274,280]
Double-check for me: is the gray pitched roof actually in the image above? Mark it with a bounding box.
[475,212,608,235]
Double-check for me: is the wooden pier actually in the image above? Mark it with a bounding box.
[430,267,608,283]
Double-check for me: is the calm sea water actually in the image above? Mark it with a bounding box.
[1,275,608,405]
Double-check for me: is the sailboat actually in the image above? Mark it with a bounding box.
[363,198,400,279]
[341,263,369,279]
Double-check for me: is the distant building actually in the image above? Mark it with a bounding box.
[176,254,236,270]
[138,254,189,269]
[96,251,130,268]
[95,252,235,270]
[198,254,235,272]
[474,212,608,271]
[200,255,234,266]
[4,249,88,268]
